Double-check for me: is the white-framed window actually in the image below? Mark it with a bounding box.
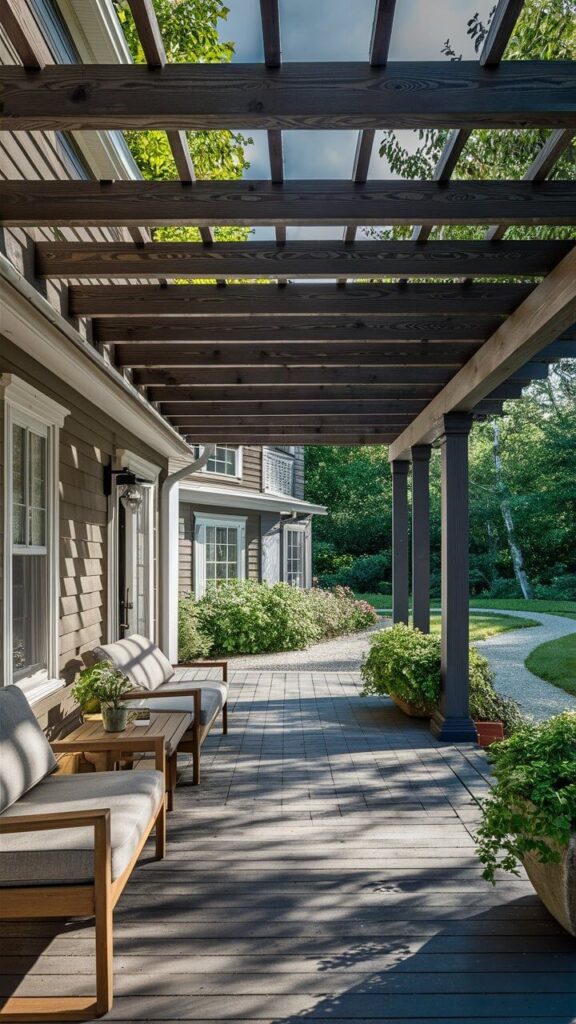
[194,514,246,597]
[193,445,242,479]
[283,523,307,588]
[1,375,69,695]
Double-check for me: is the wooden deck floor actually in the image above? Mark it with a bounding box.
[2,669,576,1022]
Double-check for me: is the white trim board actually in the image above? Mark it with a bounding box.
[179,481,326,517]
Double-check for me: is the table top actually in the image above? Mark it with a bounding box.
[67,710,191,758]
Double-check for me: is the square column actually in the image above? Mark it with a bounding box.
[431,414,477,744]
[411,444,431,634]
[391,459,410,625]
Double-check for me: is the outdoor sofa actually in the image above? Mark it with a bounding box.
[0,685,166,1020]
[93,634,229,787]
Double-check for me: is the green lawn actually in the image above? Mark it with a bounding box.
[355,602,540,642]
[356,594,576,622]
[525,633,576,697]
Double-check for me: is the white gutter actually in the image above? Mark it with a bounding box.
[0,254,192,460]
[179,482,327,517]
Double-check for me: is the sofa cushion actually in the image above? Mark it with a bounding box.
[0,770,163,885]
[93,634,174,691]
[129,680,226,728]
[0,686,57,813]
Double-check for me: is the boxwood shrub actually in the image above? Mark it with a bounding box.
[361,622,523,734]
[178,581,378,658]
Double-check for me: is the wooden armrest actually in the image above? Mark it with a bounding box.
[175,660,228,681]
[51,736,166,773]
[0,808,109,836]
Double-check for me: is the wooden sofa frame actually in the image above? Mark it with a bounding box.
[0,736,166,1022]
[121,659,229,786]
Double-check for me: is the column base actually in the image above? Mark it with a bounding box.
[430,710,478,744]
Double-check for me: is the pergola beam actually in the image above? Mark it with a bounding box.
[68,282,533,318]
[115,342,483,368]
[4,180,575,229]
[2,61,575,130]
[389,246,576,460]
[134,367,456,386]
[34,239,572,280]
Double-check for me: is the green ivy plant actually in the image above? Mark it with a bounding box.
[72,661,133,712]
[475,712,576,882]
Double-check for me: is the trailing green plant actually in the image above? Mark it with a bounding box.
[475,712,576,883]
[72,661,132,712]
[361,624,524,732]
[178,596,213,660]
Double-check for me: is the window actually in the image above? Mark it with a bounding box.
[194,515,246,597]
[2,375,68,692]
[192,445,242,478]
[283,524,307,588]
[264,448,295,496]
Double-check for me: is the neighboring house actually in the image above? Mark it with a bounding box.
[178,445,326,599]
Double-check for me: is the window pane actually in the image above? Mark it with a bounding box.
[29,433,47,546]
[207,445,238,477]
[12,424,26,545]
[12,554,47,679]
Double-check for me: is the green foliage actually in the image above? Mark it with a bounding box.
[178,581,378,656]
[178,596,213,660]
[525,633,576,697]
[72,661,132,711]
[361,624,523,732]
[475,712,576,882]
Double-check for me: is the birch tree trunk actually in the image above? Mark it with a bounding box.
[492,420,534,600]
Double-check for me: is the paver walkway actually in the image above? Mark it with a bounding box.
[473,608,576,720]
[3,668,575,1022]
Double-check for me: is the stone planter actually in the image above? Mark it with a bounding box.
[390,693,433,719]
[523,833,576,936]
[101,705,128,733]
[474,720,504,747]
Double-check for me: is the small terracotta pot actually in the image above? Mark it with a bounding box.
[474,720,504,746]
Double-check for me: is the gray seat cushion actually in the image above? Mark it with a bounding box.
[0,686,57,813]
[0,770,163,886]
[128,678,227,728]
[93,634,174,691]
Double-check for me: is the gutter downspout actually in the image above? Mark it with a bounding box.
[160,446,215,660]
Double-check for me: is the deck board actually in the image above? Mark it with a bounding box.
[1,669,574,1020]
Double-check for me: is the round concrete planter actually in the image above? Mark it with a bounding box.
[523,834,576,936]
[101,705,129,733]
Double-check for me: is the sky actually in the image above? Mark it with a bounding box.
[216,0,496,241]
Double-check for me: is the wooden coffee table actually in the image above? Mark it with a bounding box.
[65,711,191,811]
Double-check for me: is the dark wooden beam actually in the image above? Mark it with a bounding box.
[2,61,575,131]
[115,342,482,368]
[0,0,50,67]
[168,414,414,426]
[163,400,429,416]
[4,180,575,229]
[94,315,502,344]
[176,424,402,437]
[179,433,398,445]
[260,0,281,67]
[150,384,442,403]
[35,239,572,280]
[69,282,533,318]
[135,366,456,387]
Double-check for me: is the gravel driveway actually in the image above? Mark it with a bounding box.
[230,608,576,721]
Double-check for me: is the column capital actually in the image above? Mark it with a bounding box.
[439,412,473,440]
[391,459,410,476]
[411,444,432,463]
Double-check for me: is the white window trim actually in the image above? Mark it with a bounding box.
[194,513,247,598]
[1,375,69,700]
[197,444,243,481]
[283,521,308,588]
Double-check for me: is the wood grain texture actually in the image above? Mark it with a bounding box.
[134,366,456,386]
[69,282,532,318]
[1,61,575,130]
[115,342,482,368]
[3,180,576,228]
[34,239,572,279]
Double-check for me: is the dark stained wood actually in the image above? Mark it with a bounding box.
[35,239,572,279]
[163,400,430,416]
[126,0,165,66]
[179,433,399,444]
[4,179,575,228]
[2,61,575,130]
[260,0,281,67]
[168,414,414,426]
[151,384,442,403]
[370,0,397,65]
[480,0,525,65]
[94,315,503,344]
[115,342,482,368]
[69,282,533,318]
[134,366,456,387]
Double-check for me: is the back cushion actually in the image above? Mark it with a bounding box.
[93,635,174,692]
[0,686,57,813]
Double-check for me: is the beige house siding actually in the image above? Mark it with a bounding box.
[189,445,262,492]
[178,503,260,597]
[294,447,305,499]
[0,337,169,690]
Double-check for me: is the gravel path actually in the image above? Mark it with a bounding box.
[230,608,576,721]
[472,608,576,721]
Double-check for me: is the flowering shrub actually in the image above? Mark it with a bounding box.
[178,581,378,658]
[361,623,523,733]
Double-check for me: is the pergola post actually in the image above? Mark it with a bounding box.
[391,459,410,625]
[431,413,477,744]
[411,444,431,633]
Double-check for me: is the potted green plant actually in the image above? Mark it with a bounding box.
[72,661,133,732]
[476,712,576,936]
